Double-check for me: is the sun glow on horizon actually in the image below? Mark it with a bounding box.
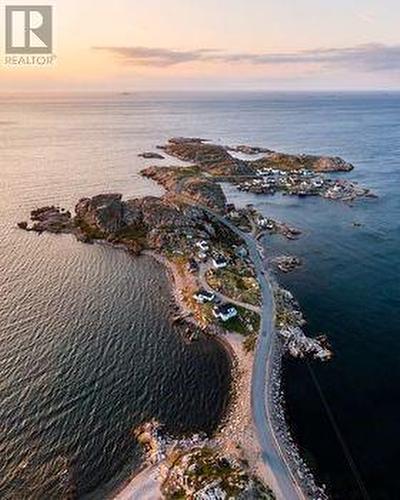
[0,0,399,91]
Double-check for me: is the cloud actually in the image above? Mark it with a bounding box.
[92,46,221,67]
[93,44,400,73]
[224,44,400,72]
[356,10,376,24]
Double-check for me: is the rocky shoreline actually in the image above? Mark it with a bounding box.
[18,137,376,499]
[268,340,329,499]
[119,331,275,499]
[18,197,276,498]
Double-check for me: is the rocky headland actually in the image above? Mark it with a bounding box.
[250,151,354,173]
[18,136,372,500]
[160,137,354,175]
[20,193,231,256]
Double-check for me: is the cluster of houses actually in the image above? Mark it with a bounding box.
[323,181,371,200]
[235,169,328,197]
[189,240,239,323]
[234,168,370,201]
[193,240,229,269]
[187,240,229,274]
[193,288,238,322]
[226,205,301,241]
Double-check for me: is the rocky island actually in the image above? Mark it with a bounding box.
[18,137,374,500]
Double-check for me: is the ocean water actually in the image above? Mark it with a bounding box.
[0,92,399,499]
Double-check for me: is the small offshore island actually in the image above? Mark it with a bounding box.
[18,138,374,500]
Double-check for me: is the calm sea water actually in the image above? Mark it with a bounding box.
[0,92,399,499]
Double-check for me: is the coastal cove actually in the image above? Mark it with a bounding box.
[1,92,400,499]
[0,230,232,498]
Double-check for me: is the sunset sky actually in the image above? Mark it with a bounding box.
[2,0,400,91]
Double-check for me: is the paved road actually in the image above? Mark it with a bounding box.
[115,201,304,500]
[206,209,305,500]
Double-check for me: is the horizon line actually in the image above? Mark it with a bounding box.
[1,88,400,94]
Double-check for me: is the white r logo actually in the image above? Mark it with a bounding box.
[6,6,53,54]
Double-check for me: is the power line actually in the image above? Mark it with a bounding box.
[306,361,370,500]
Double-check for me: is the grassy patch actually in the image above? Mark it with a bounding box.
[175,165,201,178]
[226,213,253,233]
[243,334,258,352]
[218,306,260,336]
[206,268,261,306]
[210,222,244,248]
[162,447,274,499]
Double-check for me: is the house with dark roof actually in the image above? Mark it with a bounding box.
[212,255,228,269]
[187,259,199,273]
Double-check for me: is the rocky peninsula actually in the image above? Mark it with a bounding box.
[158,137,354,175]
[151,137,374,201]
[18,137,374,500]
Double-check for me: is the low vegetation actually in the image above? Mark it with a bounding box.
[162,447,274,499]
[243,334,258,353]
[218,306,260,336]
[206,268,261,306]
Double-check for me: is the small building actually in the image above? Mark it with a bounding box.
[187,259,199,273]
[213,304,238,322]
[255,216,268,228]
[195,240,209,252]
[193,290,215,304]
[198,251,208,261]
[313,178,324,188]
[235,245,248,258]
[212,255,228,269]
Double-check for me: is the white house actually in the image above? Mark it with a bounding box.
[193,290,215,304]
[212,255,228,269]
[198,251,208,261]
[213,304,238,322]
[195,240,209,252]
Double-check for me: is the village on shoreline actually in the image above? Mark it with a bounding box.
[17,137,374,499]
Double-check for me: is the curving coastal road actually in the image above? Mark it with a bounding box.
[206,209,306,500]
[113,200,305,500]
